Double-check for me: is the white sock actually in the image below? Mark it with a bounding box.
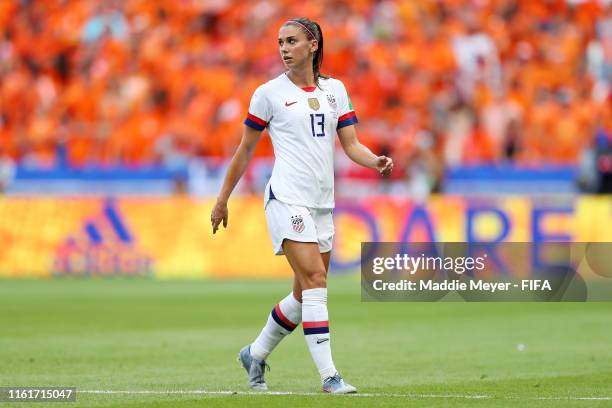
[250,292,301,361]
[302,288,337,381]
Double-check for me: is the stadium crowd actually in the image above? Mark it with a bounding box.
[0,0,610,187]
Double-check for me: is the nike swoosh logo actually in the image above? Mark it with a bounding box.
[285,101,297,107]
[316,338,329,344]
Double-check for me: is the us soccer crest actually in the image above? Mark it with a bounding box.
[326,94,337,110]
[291,215,305,233]
[308,98,320,111]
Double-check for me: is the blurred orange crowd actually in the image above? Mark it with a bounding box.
[0,0,610,171]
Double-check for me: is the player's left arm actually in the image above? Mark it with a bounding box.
[338,125,393,176]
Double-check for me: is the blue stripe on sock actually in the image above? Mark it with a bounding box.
[271,307,295,332]
[303,327,329,335]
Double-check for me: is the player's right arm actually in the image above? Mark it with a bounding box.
[211,126,262,234]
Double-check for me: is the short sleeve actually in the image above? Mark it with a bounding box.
[244,87,272,131]
[336,80,358,129]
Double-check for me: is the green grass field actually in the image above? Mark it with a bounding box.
[1,277,611,407]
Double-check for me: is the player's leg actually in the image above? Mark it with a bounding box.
[238,200,310,390]
[239,284,302,391]
[249,290,302,359]
[318,249,356,393]
[282,240,356,394]
[250,201,307,361]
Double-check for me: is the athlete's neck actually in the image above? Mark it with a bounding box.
[286,68,315,89]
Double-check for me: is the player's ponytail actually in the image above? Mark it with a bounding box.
[311,21,326,87]
[286,18,329,88]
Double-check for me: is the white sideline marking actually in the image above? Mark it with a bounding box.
[79,390,612,400]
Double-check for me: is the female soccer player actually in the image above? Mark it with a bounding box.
[210,18,393,394]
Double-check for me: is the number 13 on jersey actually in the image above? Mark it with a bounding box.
[310,114,325,137]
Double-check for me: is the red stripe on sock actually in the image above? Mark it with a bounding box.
[302,321,329,329]
[275,304,297,330]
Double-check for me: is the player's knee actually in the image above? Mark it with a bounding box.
[301,267,327,288]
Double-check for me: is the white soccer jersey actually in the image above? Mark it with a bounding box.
[244,73,357,209]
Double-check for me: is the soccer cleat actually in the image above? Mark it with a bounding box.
[238,345,269,391]
[322,373,357,394]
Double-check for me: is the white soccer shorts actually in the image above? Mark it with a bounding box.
[264,199,334,256]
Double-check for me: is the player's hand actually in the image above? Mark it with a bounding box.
[375,156,393,177]
[211,200,228,234]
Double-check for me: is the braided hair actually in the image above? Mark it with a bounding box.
[284,18,328,87]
